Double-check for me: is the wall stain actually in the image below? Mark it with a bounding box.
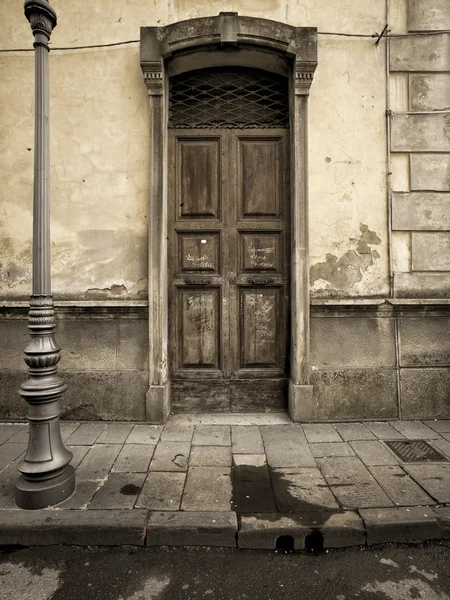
[0,230,147,299]
[310,223,381,292]
[444,115,450,142]
[0,236,32,291]
[85,284,129,299]
[61,404,101,421]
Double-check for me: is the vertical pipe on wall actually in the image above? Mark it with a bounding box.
[386,0,402,418]
[386,0,394,298]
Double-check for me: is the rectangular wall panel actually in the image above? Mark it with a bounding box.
[239,288,282,369]
[410,154,450,192]
[411,232,450,271]
[240,232,281,273]
[390,34,450,72]
[238,138,282,218]
[177,232,220,274]
[392,193,450,230]
[178,288,220,369]
[391,114,450,152]
[177,138,221,219]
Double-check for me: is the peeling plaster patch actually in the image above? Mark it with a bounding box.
[85,278,147,299]
[85,284,130,299]
[130,278,147,297]
[310,224,381,293]
[311,277,332,290]
[0,229,148,299]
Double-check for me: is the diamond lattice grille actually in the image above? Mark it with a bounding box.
[169,67,289,129]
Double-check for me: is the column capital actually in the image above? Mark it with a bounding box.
[142,62,164,96]
[294,61,316,96]
[24,0,57,40]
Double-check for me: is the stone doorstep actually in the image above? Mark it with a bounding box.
[0,506,450,548]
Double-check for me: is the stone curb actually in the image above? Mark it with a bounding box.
[0,510,148,547]
[0,507,449,548]
[147,511,237,547]
[238,512,366,550]
[359,506,450,545]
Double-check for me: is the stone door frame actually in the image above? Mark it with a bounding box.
[140,13,318,422]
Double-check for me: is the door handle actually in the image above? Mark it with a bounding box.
[185,278,212,285]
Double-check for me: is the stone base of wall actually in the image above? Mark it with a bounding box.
[0,303,148,421]
[1,301,449,422]
[309,300,450,421]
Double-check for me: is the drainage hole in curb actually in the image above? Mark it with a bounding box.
[305,530,324,553]
[276,535,295,553]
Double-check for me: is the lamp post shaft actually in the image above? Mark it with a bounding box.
[33,38,51,295]
[16,0,75,509]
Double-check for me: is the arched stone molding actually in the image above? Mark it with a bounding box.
[140,13,317,422]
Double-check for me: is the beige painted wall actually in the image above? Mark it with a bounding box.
[0,0,389,299]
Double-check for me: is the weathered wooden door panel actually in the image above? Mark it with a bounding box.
[177,232,220,274]
[169,130,229,391]
[231,130,289,385]
[240,232,282,272]
[171,380,231,413]
[177,138,221,219]
[239,287,284,371]
[178,288,221,369]
[237,137,283,218]
[230,380,288,412]
[169,128,289,412]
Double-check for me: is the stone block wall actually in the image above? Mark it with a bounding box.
[310,303,450,421]
[0,304,148,421]
[390,1,450,298]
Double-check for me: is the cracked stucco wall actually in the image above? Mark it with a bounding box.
[0,0,390,299]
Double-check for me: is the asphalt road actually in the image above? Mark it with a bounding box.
[1,542,449,600]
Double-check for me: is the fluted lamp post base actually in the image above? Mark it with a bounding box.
[16,296,76,509]
[16,466,75,510]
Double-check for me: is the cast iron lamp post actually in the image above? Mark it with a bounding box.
[16,0,75,509]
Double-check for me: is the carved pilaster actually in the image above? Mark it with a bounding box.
[141,60,169,420]
[289,60,315,421]
[17,0,75,509]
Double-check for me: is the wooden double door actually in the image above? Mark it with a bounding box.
[168,128,290,412]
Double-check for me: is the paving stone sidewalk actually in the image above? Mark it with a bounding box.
[0,414,450,550]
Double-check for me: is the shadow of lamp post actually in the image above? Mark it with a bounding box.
[16,0,76,509]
